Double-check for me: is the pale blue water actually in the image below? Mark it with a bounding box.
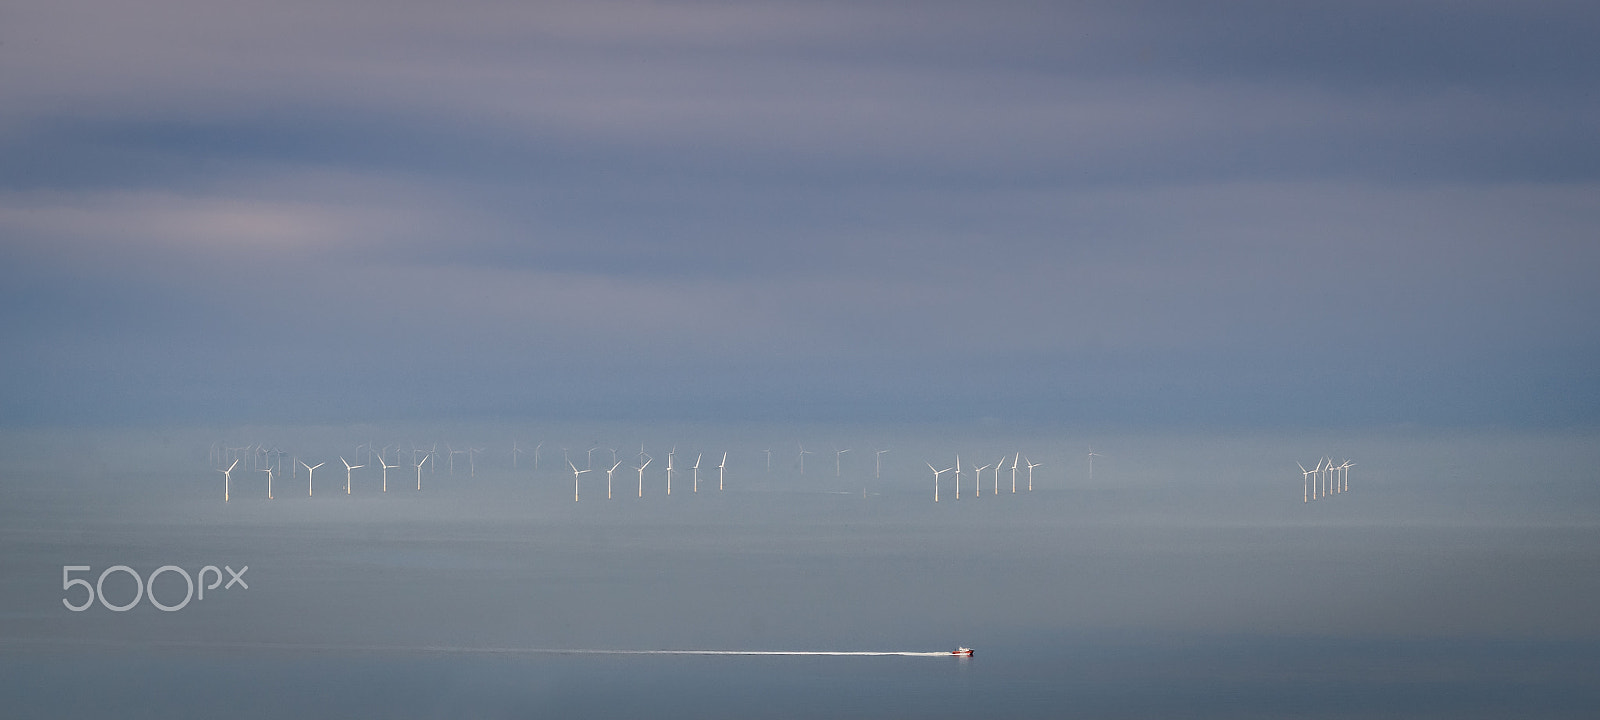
[2,425,1598,717]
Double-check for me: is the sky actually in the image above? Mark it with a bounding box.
[2,0,1597,427]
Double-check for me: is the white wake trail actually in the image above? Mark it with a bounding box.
[2,638,962,658]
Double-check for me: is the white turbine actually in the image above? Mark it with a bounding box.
[219,459,238,503]
[1010,453,1020,493]
[693,453,703,493]
[300,460,324,497]
[874,448,889,479]
[835,448,850,477]
[376,452,399,492]
[569,460,590,501]
[1087,444,1101,482]
[974,462,990,498]
[341,457,363,495]
[764,449,772,472]
[468,447,485,477]
[928,462,952,502]
[415,453,429,490]
[718,452,728,490]
[635,456,652,498]
[666,447,676,495]
[797,444,812,475]
[954,455,962,500]
[1025,457,1041,491]
[1298,462,1313,503]
[606,460,622,499]
[261,466,273,500]
[994,457,1006,496]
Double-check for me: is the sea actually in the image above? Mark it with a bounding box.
[2,422,1597,718]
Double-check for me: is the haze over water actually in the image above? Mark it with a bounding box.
[4,1,1599,716]
[3,424,1598,718]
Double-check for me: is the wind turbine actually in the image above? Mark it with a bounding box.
[1025,457,1041,491]
[606,460,622,499]
[1087,444,1101,482]
[635,456,652,498]
[341,457,363,495]
[797,444,813,475]
[764,449,772,472]
[1341,461,1354,492]
[1010,453,1020,493]
[835,448,850,477]
[446,444,461,476]
[300,460,323,497]
[718,452,728,490]
[415,453,429,490]
[692,453,702,493]
[974,462,990,498]
[1297,462,1313,503]
[994,457,1006,496]
[219,459,238,503]
[568,460,590,501]
[376,451,398,492]
[511,440,525,470]
[586,447,598,471]
[874,448,889,479]
[954,455,962,500]
[261,466,273,500]
[468,447,485,477]
[666,446,676,495]
[928,462,952,502]
[533,441,543,472]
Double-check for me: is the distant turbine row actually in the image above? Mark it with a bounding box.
[1296,457,1354,502]
[925,453,1041,502]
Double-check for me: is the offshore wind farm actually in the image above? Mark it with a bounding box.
[4,1,1599,718]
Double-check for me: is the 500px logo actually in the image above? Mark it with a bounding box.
[62,565,248,612]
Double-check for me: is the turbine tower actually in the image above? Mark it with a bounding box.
[693,453,702,493]
[1087,444,1101,482]
[835,448,850,477]
[954,455,962,500]
[874,448,889,479]
[666,447,676,495]
[1297,462,1313,503]
[797,444,812,475]
[415,453,430,490]
[928,462,952,502]
[568,460,590,501]
[219,459,238,503]
[341,457,363,495]
[377,452,399,492]
[606,460,622,499]
[300,460,324,497]
[261,466,273,500]
[974,462,990,498]
[1010,453,1020,493]
[718,452,728,491]
[635,456,652,498]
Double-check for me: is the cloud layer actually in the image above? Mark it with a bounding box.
[2,0,1597,425]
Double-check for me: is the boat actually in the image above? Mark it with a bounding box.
[951,647,973,657]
